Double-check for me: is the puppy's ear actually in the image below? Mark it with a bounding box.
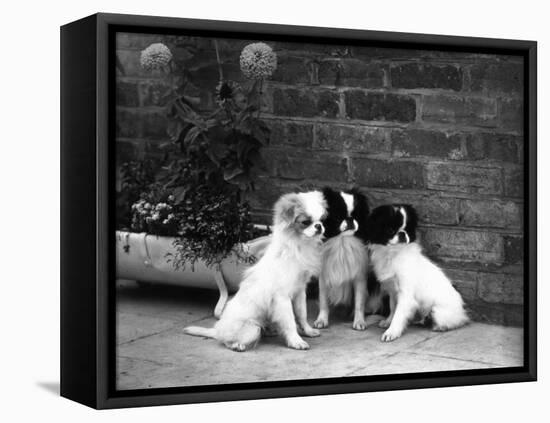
[348,188,370,241]
[352,190,370,218]
[402,204,419,242]
[273,193,303,226]
[322,186,340,206]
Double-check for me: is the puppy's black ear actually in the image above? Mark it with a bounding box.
[361,205,391,244]
[350,190,370,242]
[402,204,419,242]
[351,188,370,218]
[273,193,303,225]
[322,186,340,206]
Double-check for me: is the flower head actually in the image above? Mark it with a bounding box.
[140,43,173,71]
[216,80,234,104]
[239,42,277,80]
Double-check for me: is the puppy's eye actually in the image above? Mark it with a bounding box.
[301,219,312,227]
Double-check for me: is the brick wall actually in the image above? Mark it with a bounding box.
[116,33,525,326]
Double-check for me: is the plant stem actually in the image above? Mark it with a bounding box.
[256,78,264,119]
[213,39,224,82]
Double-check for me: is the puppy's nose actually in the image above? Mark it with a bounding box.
[314,223,323,233]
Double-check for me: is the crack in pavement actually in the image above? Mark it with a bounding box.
[118,355,174,368]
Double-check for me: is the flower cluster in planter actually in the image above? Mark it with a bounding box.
[131,197,178,237]
[116,39,276,269]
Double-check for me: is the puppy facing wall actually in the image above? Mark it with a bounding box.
[313,187,371,330]
[365,204,469,342]
[184,191,326,351]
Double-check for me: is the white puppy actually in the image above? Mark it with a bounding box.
[184,191,326,351]
[365,205,469,342]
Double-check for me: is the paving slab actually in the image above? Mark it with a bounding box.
[115,282,524,390]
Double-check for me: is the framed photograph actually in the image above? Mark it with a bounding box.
[61,13,537,409]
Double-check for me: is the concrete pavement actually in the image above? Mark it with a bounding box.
[116,280,523,390]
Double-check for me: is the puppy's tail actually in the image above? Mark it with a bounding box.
[183,326,216,339]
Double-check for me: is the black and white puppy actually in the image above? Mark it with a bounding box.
[313,187,371,330]
[365,204,469,342]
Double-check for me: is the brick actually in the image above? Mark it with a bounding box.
[465,133,521,163]
[140,112,168,140]
[443,268,479,301]
[267,121,314,148]
[422,95,497,127]
[116,140,140,164]
[272,41,335,55]
[116,139,165,164]
[116,109,141,139]
[139,81,172,107]
[467,63,523,94]
[460,199,522,229]
[319,59,387,88]
[498,98,524,132]
[504,235,524,264]
[116,33,165,50]
[270,55,309,84]
[467,301,523,326]
[419,197,461,226]
[391,63,462,91]
[353,159,424,189]
[350,46,477,61]
[268,150,349,182]
[116,81,140,107]
[421,228,503,264]
[391,129,462,159]
[345,91,416,122]
[116,109,168,140]
[367,191,460,225]
[273,88,339,118]
[477,273,523,305]
[188,63,243,91]
[504,167,524,198]
[314,124,390,153]
[426,162,502,195]
[247,179,287,211]
[116,50,152,77]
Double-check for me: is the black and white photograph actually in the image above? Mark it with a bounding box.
[4,0,548,418]
[113,28,527,391]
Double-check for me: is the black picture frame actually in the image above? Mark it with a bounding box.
[60,12,537,409]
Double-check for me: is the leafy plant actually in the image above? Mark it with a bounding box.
[169,184,256,270]
[117,39,276,269]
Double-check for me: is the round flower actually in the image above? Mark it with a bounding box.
[140,43,173,71]
[239,42,277,80]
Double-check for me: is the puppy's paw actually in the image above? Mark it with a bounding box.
[300,325,321,338]
[378,318,391,328]
[352,319,368,331]
[313,316,329,329]
[381,328,402,342]
[228,342,248,352]
[287,337,310,350]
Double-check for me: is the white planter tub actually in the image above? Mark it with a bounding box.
[115,230,271,316]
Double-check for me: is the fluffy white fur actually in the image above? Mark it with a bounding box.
[314,233,369,330]
[183,191,325,352]
[370,242,469,342]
